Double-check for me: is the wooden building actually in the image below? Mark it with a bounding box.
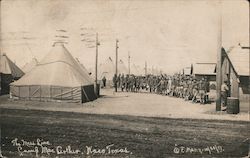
[221,45,249,102]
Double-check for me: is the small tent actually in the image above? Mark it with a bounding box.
[10,43,97,103]
[0,53,24,95]
[98,57,115,81]
[22,58,38,73]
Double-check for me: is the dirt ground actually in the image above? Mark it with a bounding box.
[0,108,249,158]
[0,88,249,121]
[0,88,249,157]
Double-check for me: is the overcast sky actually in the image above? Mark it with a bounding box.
[1,0,249,74]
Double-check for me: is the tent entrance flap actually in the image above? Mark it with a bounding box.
[81,84,97,103]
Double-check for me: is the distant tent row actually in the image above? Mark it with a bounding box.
[0,54,24,95]
[10,43,97,103]
[98,57,115,81]
[131,64,144,76]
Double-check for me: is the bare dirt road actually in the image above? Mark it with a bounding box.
[0,88,248,121]
[0,108,249,158]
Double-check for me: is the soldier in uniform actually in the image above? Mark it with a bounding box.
[121,74,125,91]
[198,78,206,104]
[192,79,199,103]
[125,74,129,92]
[187,78,193,100]
[167,76,172,95]
[102,76,107,88]
[221,80,229,107]
[183,79,188,100]
[113,74,117,90]
[117,74,121,88]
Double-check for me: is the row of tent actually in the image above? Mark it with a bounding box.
[1,44,248,102]
[0,43,148,101]
[97,57,145,81]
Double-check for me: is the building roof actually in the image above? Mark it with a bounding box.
[183,67,192,75]
[227,45,249,76]
[193,63,216,75]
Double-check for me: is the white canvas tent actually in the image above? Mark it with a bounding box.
[129,63,145,76]
[98,57,115,81]
[10,43,97,103]
[75,58,94,81]
[22,58,38,73]
[0,53,24,94]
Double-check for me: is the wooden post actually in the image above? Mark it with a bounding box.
[128,51,130,75]
[216,1,222,111]
[228,63,231,97]
[94,33,99,96]
[115,39,119,92]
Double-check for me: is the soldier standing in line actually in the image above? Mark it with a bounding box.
[125,74,129,92]
[121,74,125,91]
[149,76,152,92]
[117,74,121,88]
[198,78,206,104]
[192,79,199,103]
[187,78,193,100]
[167,76,172,96]
[113,74,117,91]
[183,79,188,100]
[102,76,107,88]
[221,80,229,107]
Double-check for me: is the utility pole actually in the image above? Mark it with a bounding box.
[115,39,119,92]
[216,1,222,111]
[94,33,100,96]
[145,61,147,75]
[128,51,130,75]
[0,0,3,157]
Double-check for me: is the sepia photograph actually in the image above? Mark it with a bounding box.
[0,0,249,157]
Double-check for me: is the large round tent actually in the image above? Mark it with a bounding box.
[10,43,97,103]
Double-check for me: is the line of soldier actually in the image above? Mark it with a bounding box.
[112,73,210,104]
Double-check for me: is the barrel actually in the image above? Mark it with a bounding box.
[227,97,240,114]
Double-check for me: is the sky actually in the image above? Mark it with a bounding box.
[0,0,249,74]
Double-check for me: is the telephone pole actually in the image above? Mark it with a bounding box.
[94,33,100,96]
[128,51,130,75]
[216,1,222,111]
[0,0,2,157]
[115,39,119,92]
[145,61,147,75]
